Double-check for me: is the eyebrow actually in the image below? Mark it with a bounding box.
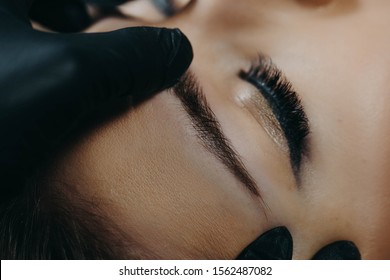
[172,73,261,198]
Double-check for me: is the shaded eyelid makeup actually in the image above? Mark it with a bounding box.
[239,55,309,175]
[237,86,289,154]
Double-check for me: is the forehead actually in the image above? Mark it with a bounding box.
[49,92,266,258]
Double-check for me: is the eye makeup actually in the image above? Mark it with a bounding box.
[237,84,289,154]
[239,55,309,175]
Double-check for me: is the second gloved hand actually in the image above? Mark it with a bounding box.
[236,226,361,260]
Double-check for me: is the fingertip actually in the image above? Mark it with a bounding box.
[312,241,361,260]
[236,227,293,260]
[125,27,193,101]
[160,28,193,88]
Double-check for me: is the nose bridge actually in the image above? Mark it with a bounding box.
[311,94,390,196]
[333,85,390,189]
[298,91,390,255]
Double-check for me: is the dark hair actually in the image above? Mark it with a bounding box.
[0,97,167,260]
[0,99,151,260]
[0,171,125,259]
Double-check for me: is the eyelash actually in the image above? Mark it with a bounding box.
[239,55,309,173]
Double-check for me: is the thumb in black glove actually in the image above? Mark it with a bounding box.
[0,0,193,193]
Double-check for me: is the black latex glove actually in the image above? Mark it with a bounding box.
[236,227,293,260]
[0,0,193,192]
[30,0,128,32]
[312,241,361,260]
[236,226,361,260]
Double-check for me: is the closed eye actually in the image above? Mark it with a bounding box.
[239,54,310,178]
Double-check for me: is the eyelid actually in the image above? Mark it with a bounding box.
[239,54,310,176]
[237,90,289,154]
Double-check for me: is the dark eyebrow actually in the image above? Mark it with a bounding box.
[172,73,261,198]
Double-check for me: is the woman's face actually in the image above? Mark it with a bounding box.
[51,0,390,259]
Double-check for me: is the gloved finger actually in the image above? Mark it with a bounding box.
[236,227,293,260]
[30,0,91,33]
[312,241,361,260]
[0,27,192,180]
[0,0,32,23]
[60,26,193,103]
[29,0,132,33]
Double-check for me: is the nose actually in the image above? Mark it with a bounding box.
[288,56,390,259]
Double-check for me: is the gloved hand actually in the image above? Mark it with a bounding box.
[236,227,361,260]
[236,227,293,260]
[30,0,128,32]
[0,0,193,192]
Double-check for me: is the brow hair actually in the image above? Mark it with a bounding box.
[173,73,262,199]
